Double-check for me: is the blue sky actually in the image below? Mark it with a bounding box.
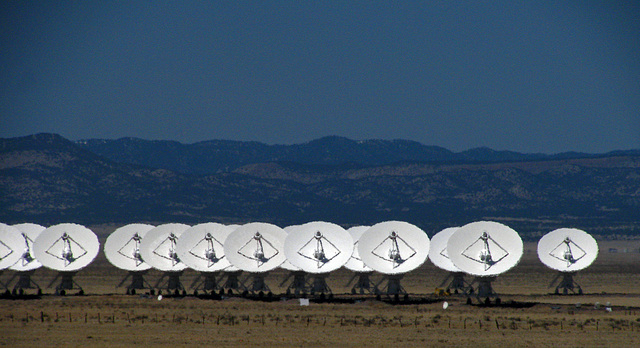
[1,1,638,153]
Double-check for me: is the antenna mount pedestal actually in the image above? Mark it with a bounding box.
[552,272,582,295]
[154,271,185,293]
[11,270,41,291]
[117,270,152,293]
[221,271,246,294]
[376,274,406,296]
[48,271,83,295]
[348,272,377,295]
[440,272,472,295]
[282,271,311,297]
[472,276,497,299]
[309,274,331,296]
[247,272,271,294]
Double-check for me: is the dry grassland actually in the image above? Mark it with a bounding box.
[2,240,640,347]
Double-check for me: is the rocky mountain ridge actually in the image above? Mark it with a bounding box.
[1,133,639,237]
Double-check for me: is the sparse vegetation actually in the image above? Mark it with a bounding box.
[1,240,640,346]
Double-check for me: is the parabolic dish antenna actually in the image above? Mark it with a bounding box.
[9,223,45,271]
[344,226,373,273]
[139,223,190,272]
[176,223,236,272]
[358,221,430,275]
[0,223,25,270]
[32,223,100,272]
[284,221,353,274]
[222,224,241,272]
[538,228,598,295]
[429,227,473,294]
[224,222,287,273]
[104,224,155,271]
[447,221,522,277]
[279,225,311,296]
[537,228,598,272]
[344,226,378,295]
[429,227,461,273]
[279,225,303,272]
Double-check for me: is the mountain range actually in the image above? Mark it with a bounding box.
[2,133,639,238]
[77,136,640,175]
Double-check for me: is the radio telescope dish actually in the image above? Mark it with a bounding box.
[224,222,287,273]
[176,223,235,272]
[358,221,430,275]
[224,222,287,294]
[278,225,311,297]
[429,227,461,273]
[284,221,353,296]
[7,223,45,292]
[104,224,155,293]
[139,223,190,272]
[280,225,303,272]
[9,223,45,272]
[140,223,190,293]
[538,228,598,272]
[33,223,100,272]
[429,227,472,295]
[176,223,236,294]
[0,223,24,270]
[284,221,353,274]
[344,226,378,295]
[538,228,598,295]
[357,221,429,296]
[104,224,154,272]
[447,221,523,300]
[447,221,523,277]
[344,226,372,273]
[32,223,99,294]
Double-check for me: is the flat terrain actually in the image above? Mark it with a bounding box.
[2,240,640,347]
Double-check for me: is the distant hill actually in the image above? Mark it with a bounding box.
[76,136,637,175]
[2,133,640,237]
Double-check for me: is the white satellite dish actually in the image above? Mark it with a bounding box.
[139,223,190,272]
[225,222,287,273]
[429,227,461,273]
[104,223,155,293]
[357,221,430,296]
[280,225,303,272]
[139,223,190,294]
[33,223,100,272]
[344,226,378,295]
[429,227,472,294]
[224,222,287,294]
[447,221,523,300]
[285,221,353,274]
[0,223,24,270]
[176,223,236,294]
[537,228,598,294]
[32,223,100,294]
[279,225,310,297]
[218,224,244,294]
[344,226,373,273]
[105,224,154,272]
[176,223,235,272]
[284,221,353,295]
[9,223,45,272]
[358,221,430,275]
[8,223,45,293]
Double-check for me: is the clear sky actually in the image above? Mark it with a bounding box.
[1,1,638,153]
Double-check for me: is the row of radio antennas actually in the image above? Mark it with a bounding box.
[430,223,598,297]
[0,221,598,297]
[0,223,99,294]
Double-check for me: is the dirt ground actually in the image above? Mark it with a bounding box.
[2,240,640,347]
